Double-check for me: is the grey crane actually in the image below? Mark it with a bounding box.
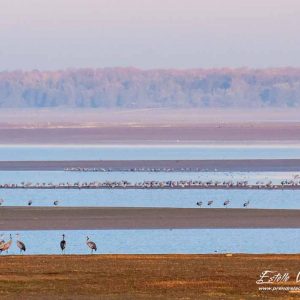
[243,200,250,208]
[16,234,26,254]
[207,200,213,206]
[196,201,202,207]
[86,236,97,254]
[53,200,59,206]
[28,200,33,206]
[0,234,12,254]
[223,200,230,208]
[60,234,66,254]
[0,234,4,246]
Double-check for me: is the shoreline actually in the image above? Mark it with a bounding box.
[0,122,300,144]
[1,185,299,190]
[2,207,300,230]
[1,159,300,171]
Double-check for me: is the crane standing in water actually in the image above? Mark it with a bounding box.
[243,200,250,208]
[60,234,66,254]
[0,234,12,254]
[223,200,230,208]
[196,201,202,207]
[16,234,26,254]
[86,236,97,254]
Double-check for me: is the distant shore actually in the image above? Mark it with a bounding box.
[1,122,300,144]
[1,159,300,171]
[0,108,299,144]
[2,207,300,230]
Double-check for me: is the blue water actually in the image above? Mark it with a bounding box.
[1,145,300,161]
[1,229,300,255]
[0,171,299,209]
[1,145,299,255]
[1,188,300,209]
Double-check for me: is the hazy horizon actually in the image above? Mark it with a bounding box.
[1,0,300,70]
[1,66,300,72]
[1,68,300,109]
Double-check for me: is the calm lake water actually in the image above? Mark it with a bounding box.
[1,145,300,160]
[1,188,300,209]
[1,229,300,255]
[0,171,299,209]
[1,145,300,255]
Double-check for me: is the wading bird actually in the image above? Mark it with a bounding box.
[16,234,26,254]
[243,200,250,208]
[0,234,4,246]
[86,236,97,254]
[207,200,213,206]
[223,200,230,208]
[0,234,12,254]
[53,200,59,206]
[196,201,202,207]
[28,200,32,206]
[0,199,4,206]
[60,234,66,254]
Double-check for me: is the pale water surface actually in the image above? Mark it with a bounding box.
[0,171,299,209]
[1,229,300,255]
[1,145,300,161]
[1,188,300,209]
[1,145,299,255]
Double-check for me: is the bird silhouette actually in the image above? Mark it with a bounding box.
[0,234,12,254]
[0,234,5,246]
[243,200,250,208]
[86,236,97,254]
[60,234,66,254]
[223,200,230,208]
[16,234,26,254]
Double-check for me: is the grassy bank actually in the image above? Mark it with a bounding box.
[1,254,300,299]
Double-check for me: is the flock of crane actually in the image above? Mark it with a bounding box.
[0,179,299,190]
[65,167,206,172]
[0,234,97,255]
[0,198,59,206]
[196,199,250,208]
[1,197,251,208]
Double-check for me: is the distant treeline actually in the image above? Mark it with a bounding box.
[0,68,300,108]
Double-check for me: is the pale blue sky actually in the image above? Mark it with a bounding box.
[0,0,299,70]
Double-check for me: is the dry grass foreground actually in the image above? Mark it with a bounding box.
[1,255,300,299]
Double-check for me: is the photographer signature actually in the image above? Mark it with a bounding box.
[256,270,300,284]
